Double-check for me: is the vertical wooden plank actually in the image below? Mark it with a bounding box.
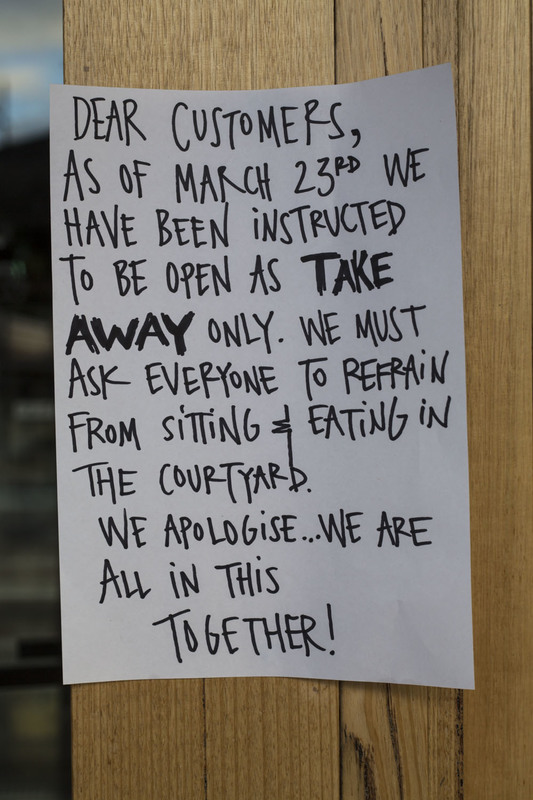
[457,0,533,797]
[64,1,339,798]
[71,680,205,799]
[63,0,533,796]
[336,0,423,82]
[427,687,464,800]
[205,677,338,799]
[420,8,465,800]
[64,0,333,91]
[422,7,465,796]
[335,4,439,800]
[337,1,533,799]
[340,683,428,800]
[422,0,459,94]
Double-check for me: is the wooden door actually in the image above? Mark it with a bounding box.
[63,1,533,797]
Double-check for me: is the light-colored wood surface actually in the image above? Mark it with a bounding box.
[336,1,533,797]
[458,1,533,796]
[63,0,334,90]
[64,0,533,797]
[72,680,205,799]
[65,2,339,798]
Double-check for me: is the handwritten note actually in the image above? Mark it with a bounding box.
[50,64,474,688]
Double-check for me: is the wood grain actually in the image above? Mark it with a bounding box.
[71,680,205,799]
[336,4,440,800]
[64,0,334,90]
[336,0,533,798]
[458,0,533,796]
[204,677,339,799]
[64,0,533,797]
[335,0,422,82]
[65,1,338,798]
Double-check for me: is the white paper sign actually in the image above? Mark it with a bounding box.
[50,64,474,688]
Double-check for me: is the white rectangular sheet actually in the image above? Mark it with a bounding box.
[50,64,474,687]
